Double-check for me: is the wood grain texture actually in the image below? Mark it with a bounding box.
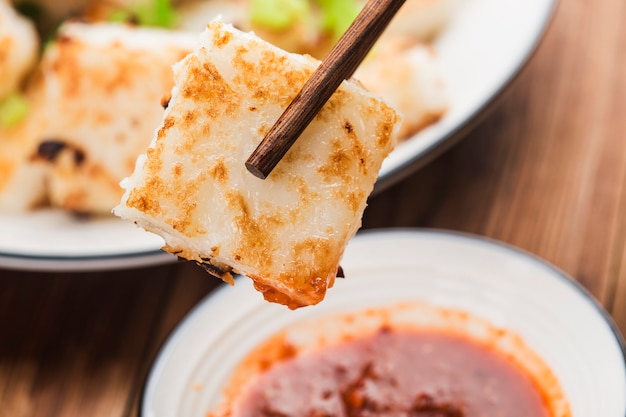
[124,262,222,417]
[0,264,217,417]
[0,266,175,417]
[1,0,626,415]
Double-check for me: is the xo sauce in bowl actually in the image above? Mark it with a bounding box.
[208,302,571,417]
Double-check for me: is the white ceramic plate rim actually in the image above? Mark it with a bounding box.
[0,0,557,270]
[140,229,626,417]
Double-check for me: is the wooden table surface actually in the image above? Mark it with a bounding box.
[2,0,626,415]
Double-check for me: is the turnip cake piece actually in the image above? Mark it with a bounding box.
[0,0,39,99]
[115,19,402,309]
[32,22,196,214]
[0,120,48,212]
[355,38,447,139]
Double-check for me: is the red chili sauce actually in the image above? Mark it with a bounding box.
[227,327,551,417]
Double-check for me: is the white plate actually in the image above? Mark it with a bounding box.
[141,229,626,417]
[0,210,173,271]
[0,0,557,270]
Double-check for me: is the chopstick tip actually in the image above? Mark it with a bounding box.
[245,160,269,180]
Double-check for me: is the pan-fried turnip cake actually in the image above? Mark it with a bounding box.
[31,22,196,214]
[115,19,402,309]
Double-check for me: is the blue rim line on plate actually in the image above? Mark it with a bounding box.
[0,249,175,272]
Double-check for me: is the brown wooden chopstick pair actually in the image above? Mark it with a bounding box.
[245,0,406,180]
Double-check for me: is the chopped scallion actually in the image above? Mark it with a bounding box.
[108,9,134,24]
[250,0,310,31]
[151,0,177,28]
[317,0,362,40]
[0,93,29,129]
[109,0,177,28]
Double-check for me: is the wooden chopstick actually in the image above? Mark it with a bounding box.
[245,0,406,179]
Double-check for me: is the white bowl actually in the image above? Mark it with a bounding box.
[141,229,626,417]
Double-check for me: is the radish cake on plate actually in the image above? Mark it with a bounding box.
[31,22,196,214]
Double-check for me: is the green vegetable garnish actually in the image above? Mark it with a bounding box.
[250,0,310,31]
[109,0,178,28]
[249,0,362,40]
[108,9,135,24]
[317,0,362,40]
[154,0,176,26]
[0,93,29,129]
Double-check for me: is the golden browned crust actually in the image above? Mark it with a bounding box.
[27,23,196,214]
[116,19,401,309]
